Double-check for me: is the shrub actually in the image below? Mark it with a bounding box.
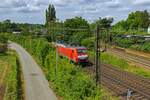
[81,37,95,50]
[11,35,101,100]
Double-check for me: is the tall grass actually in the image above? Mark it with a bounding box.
[0,51,23,100]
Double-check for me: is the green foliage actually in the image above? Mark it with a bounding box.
[114,38,134,48]
[0,33,8,43]
[101,53,129,70]
[81,37,95,49]
[45,4,56,26]
[0,33,8,53]
[100,52,150,79]
[131,41,150,52]
[63,16,91,44]
[127,10,149,29]
[0,19,44,35]
[45,4,64,42]
[10,35,106,100]
[95,17,113,29]
[88,51,150,79]
[45,51,101,100]
[113,10,150,34]
[70,32,92,45]
[89,17,113,45]
[112,20,128,33]
[0,51,21,100]
[0,19,11,33]
[64,16,89,29]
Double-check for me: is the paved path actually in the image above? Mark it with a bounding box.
[9,42,57,100]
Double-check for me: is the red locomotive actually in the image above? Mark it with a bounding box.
[56,43,88,64]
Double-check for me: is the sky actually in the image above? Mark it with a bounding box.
[0,0,150,24]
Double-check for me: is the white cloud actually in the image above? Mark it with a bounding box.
[0,0,149,24]
[117,7,131,12]
[0,0,43,13]
[134,0,150,6]
[105,0,121,8]
[15,4,40,13]
[0,0,27,8]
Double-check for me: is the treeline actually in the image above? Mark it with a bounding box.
[45,4,114,49]
[1,4,150,52]
[0,19,44,35]
[45,4,150,51]
[112,10,150,34]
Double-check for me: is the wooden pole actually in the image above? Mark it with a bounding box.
[95,25,100,86]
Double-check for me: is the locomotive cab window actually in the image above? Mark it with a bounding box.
[77,49,87,54]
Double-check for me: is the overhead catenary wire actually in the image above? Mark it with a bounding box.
[31,25,108,86]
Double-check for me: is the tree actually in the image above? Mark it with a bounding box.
[64,16,90,29]
[95,17,114,29]
[112,10,150,34]
[63,16,91,44]
[45,4,59,42]
[0,19,11,32]
[127,10,150,29]
[112,20,128,33]
[90,17,113,44]
[45,4,56,26]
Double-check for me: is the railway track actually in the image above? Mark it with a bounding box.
[84,63,150,100]
[108,48,150,69]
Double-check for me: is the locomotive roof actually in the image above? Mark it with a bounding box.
[73,47,86,49]
[56,43,87,49]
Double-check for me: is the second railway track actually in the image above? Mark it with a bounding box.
[108,48,150,69]
[83,62,150,100]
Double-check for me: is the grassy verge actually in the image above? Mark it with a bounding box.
[0,51,24,100]
[88,51,150,79]
[100,52,150,79]
[89,52,150,79]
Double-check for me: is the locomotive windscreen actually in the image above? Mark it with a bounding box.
[77,49,87,53]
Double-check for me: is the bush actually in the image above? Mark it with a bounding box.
[0,33,8,43]
[114,38,134,48]
[11,35,102,100]
[0,33,8,53]
[0,43,7,53]
[81,37,95,50]
[131,41,150,52]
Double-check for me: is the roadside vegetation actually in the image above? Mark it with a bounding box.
[9,34,118,100]
[0,34,8,53]
[0,33,23,100]
[0,51,23,100]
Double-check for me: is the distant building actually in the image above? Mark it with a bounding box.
[148,26,150,34]
[12,31,21,34]
[12,29,22,34]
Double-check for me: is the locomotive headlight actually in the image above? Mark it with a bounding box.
[78,55,88,60]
